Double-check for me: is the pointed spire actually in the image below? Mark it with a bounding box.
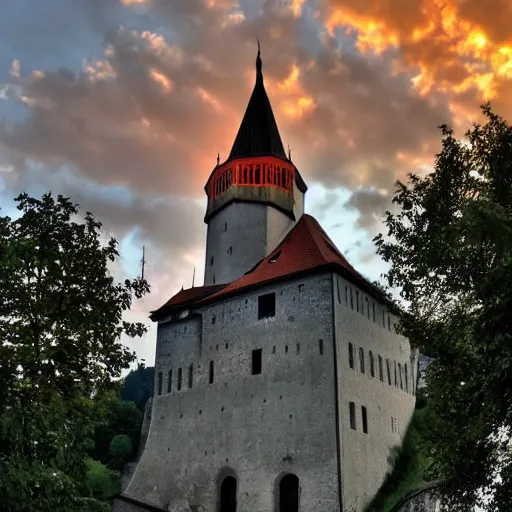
[217,152,220,166]
[228,41,287,160]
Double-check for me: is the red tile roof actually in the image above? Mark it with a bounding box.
[151,214,374,319]
[202,214,371,303]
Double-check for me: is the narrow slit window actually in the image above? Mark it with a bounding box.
[378,355,384,381]
[188,364,193,389]
[399,363,403,390]
[296,343,300,355]
[369,351,375,377]
[177,368,182,391]
[349,402,356,430]
[252,349,262,375]
[350,288,354,309]
[319,339,324,355]
[157,371,162,396]
[349,343,354,369]
[386,359,392,385]
[372,302,376,322]
[356,291,359,312]
[362,406,368,434]
[394,361,398,387]
[359,347,365,374]
[366,297,370,318]
[345,286,349,306]
[167,369,172,393]
[405,364,409,392]
[209,361,214,384]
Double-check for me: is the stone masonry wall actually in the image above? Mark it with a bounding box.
[124,273,341,512]
[333,275,417,512]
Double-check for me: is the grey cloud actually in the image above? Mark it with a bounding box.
[344,188,392,231]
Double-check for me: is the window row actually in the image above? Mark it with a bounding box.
[157,341,326,395]
[338,280,396,333]
[348,342,413,394]
[349,402,400,435]
[211,161,294,199]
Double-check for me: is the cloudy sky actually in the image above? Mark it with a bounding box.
[1,0,511,366]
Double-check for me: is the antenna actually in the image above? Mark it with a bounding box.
[192,266,196,288]
[141,245,146,280]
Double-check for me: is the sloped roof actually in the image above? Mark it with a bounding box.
[150,284,226,320]
[203,214,371,302]
[228,46,287,160]
[151,214,375,320]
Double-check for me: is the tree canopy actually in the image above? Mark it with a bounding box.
[375,104,512,512]
[0,192,150,510]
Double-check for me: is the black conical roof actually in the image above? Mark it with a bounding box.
[228,44,287,160]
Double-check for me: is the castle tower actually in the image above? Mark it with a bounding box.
[203,45,307,285]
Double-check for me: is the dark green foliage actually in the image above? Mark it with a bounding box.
[0,193,150,510]
[108,435,133,470]
[365,408,434,512]
[375,104,512,511]
[85,457,121,500]
[121,364,154,412]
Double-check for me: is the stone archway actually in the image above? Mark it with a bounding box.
[279,473,299,512]
[220,475,237,512]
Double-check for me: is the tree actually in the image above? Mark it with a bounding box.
[374,104,512,511]
[108,435,133,470]
[0,192,150,506]
[121,363,154,412]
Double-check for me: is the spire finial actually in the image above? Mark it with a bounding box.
[217,152,220,166]
[256,38,262,82]
[288,144,292,161]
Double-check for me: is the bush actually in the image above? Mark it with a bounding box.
[108,434,133,470]
[85,457,120,500]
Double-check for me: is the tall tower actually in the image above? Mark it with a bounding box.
[204,45,307,286]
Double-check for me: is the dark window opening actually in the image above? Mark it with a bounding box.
[285,345,288,353]
[188,364,193,389]
[228,246,232,255]
[177,368,182,391]
[349,401,356,430]
[157,371,162,395]
[269,251,282,264]
[386,359,392,385]
[210,256,214,266]
[167,369,172,393]
[399,363,403,390]
[220,476,237,512]
[388,314,391,331]
[359,347,365,373]
[362,406,368,434]
[279,474,299,512]
[356,291,359,312]
[405,364,409,392]
[369,350,375,377]
[212,315,216,325]
[349,343,354,369]
[224,222,227,231]
[350,288,354,309]
[394,361,398,387]
[298,283,304,292]
[213,274,216,284]
[372,302,376,322]
[319,339,324,355]
[258,293,275,319]
[345,286,348,306]
[272,346,276,354]
[365,297,370,318]
[209,361,214,384]
[252,349,262,375]
[378,355,384,381]
[296,343,300,354]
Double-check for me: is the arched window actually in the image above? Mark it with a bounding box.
[243,166,248,184]
[220,476,237,512]
[279,474,299,512]
[255,165,261,184]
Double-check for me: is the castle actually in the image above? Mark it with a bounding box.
[114,48,418,512]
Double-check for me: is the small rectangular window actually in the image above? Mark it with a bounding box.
[372,302,376,322]
[167,369,172,393]
[359,347,365,373]
[349,343,354,369]
[319,339,324,355]
[188,364,193,389]
[252,349,262,375]
[405,364,409,392]
[177,368,182,391]
[369,351,375,377]
[350,288,354,309]
[386,359,392,385]
[394,361,398,387]
[258,293,275,319]
[362,406,368,434]
[349,402,356,430]
[345,286,348,306]
[399,363,403,390]
[296,343,300,355]
[378,355,384,382]
[158,371,162,395]
[356,291,359,312]
[209,361,214,384]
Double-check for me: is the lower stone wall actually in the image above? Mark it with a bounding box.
[390,484,441,512]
